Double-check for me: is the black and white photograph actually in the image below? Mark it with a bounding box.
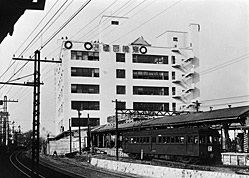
[0,0,249,177]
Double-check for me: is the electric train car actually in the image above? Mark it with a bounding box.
[122,127,221,163]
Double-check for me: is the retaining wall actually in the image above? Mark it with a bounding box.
[90,158,249,178]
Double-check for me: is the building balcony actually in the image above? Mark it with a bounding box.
[184,68,195,78]
[172,63,181,68]
[184,85,195,94]
[172,79,181,84]
[172,94,182,99]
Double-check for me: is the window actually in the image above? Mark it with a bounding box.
[175,136,180,143]
[170,136,175,143]
[207,136,213,143]
[142,137,149,143]
[171,56,176,64]
[172,71,176,80]
[180,136,185,143]
[116,69,125,78]
[172,103,176,111]
[133,86,169,95]
[158,136,163,143]
[71,101,100,110]
[133,54,168,64]
[116,53,125,62]
[172,87,176,95]
[71,84,99,94]
[200,136,206,144]
[133,70,169,80]
[71,117,100,127]
[133,102,169,111]
[71,67,99,77]
[117,102,126,110]
[71,50,99,61]
[173,37,178,42]
[117,85,126,94]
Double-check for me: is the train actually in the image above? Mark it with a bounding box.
[122,127,221,164]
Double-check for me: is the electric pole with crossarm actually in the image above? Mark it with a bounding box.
[0,50,61,178]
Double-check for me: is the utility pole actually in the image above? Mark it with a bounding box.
[77,110,82,155]
[192,100,201,112]
[69,118,72,153]
[0,96,18,146]
[11,50,61,178]
[87,113,91,148]
[112,99,119,161]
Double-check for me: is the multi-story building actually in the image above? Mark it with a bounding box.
[54,24,200,134]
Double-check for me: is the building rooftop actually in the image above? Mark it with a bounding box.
[131,36,151,46]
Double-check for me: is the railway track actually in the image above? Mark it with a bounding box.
[10,151,45,178]
[40,154,141,178]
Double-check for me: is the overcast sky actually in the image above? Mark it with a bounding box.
[0,0,248,135]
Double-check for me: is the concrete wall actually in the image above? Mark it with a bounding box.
[91,158,248,178]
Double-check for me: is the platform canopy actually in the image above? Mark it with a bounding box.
[141,105,249,128]
[92,105,249,133]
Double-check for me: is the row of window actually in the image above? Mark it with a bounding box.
[129,135,219,144]
[71,101,176,111]
[71,85,175,96]
[71,84,99,94]
[71,51,177,65]
[71,67,99,77]
[71,50,99,61]
[71,67,177,81]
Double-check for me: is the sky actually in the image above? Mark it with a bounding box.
[0,0,248,135]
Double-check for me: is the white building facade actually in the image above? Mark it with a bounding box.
[54,24,200,134]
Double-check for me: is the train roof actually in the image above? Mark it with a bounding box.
[92,105,249,133]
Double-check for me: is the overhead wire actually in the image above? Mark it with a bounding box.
[84,0,145,42]
[5,0,93,106]
[44,0,120,60]
[0,0,60,82]
[200,53,249,76]
[0,0,71,96]
[111,0,183,43]
[39,0,92,51]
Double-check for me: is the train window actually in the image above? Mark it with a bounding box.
[163,137,167,143]
[180,136,185,143]
[175,136,180,143]
[188,136,193,143]
[143,137,149,143]
[194,136,198,144]
[207,136,213,143]
[166,136,170,143]
[139,137,143,143]
[158,136,163,143]
[152,136,156,143]
[130,137,135,143]
[146,137,150,143]
[213,136,219,144]
[199,136,206,144]
[170,136,175,143]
